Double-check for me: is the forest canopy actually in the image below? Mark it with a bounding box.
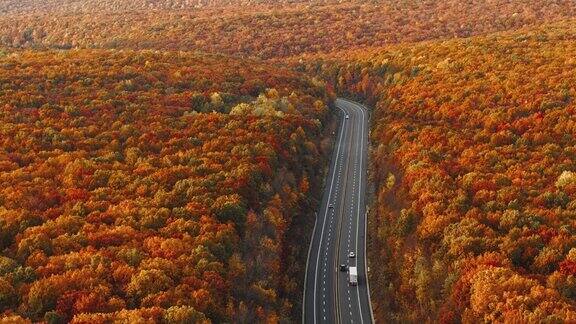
[0,49,333,322]
[298,20,576,322]
[1,0,575,58]
[3,0,576,323]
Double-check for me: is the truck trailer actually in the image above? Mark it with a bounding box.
[349,266,358,286]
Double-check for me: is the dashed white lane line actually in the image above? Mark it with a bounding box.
[319,106,371,323]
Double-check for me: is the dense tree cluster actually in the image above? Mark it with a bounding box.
[4,1,576,322]
[300,21,576,322]
[1,0,575,58]
[0,0,328,15]
[0,49,333,322]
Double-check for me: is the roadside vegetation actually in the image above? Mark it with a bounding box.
[0,49,332,322]
[3,0,576,322]
[299,20,576,322]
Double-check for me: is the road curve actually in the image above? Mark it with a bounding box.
[303,98,373,324]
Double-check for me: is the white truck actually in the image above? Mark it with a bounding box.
[349,266,358,286]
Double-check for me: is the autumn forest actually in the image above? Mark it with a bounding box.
[2,0,576,323]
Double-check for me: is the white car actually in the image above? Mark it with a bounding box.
[345,115,349,119]
[328,204,334,208]
[349,251,356,258]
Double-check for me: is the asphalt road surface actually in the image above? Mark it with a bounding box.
[303,98,373,324]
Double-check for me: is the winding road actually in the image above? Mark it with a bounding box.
[303,98,373,324]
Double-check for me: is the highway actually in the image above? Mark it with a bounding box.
[303,98,373,324]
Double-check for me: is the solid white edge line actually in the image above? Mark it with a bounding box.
[309,103,346,324]
[336,98,365,324]
[305,97,375,324]
[355,101,365,324]
[341,99,365,324]
[344,98,376,324]
[363,103,375,324]
[303,212,319,323]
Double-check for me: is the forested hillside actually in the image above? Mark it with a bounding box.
[0,49,333,322]
[1,0,575,58]
[3,0,576,323]
[0,0,329,15]
[300,20,576,322]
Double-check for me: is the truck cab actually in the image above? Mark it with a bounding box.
[348,266,358,286]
